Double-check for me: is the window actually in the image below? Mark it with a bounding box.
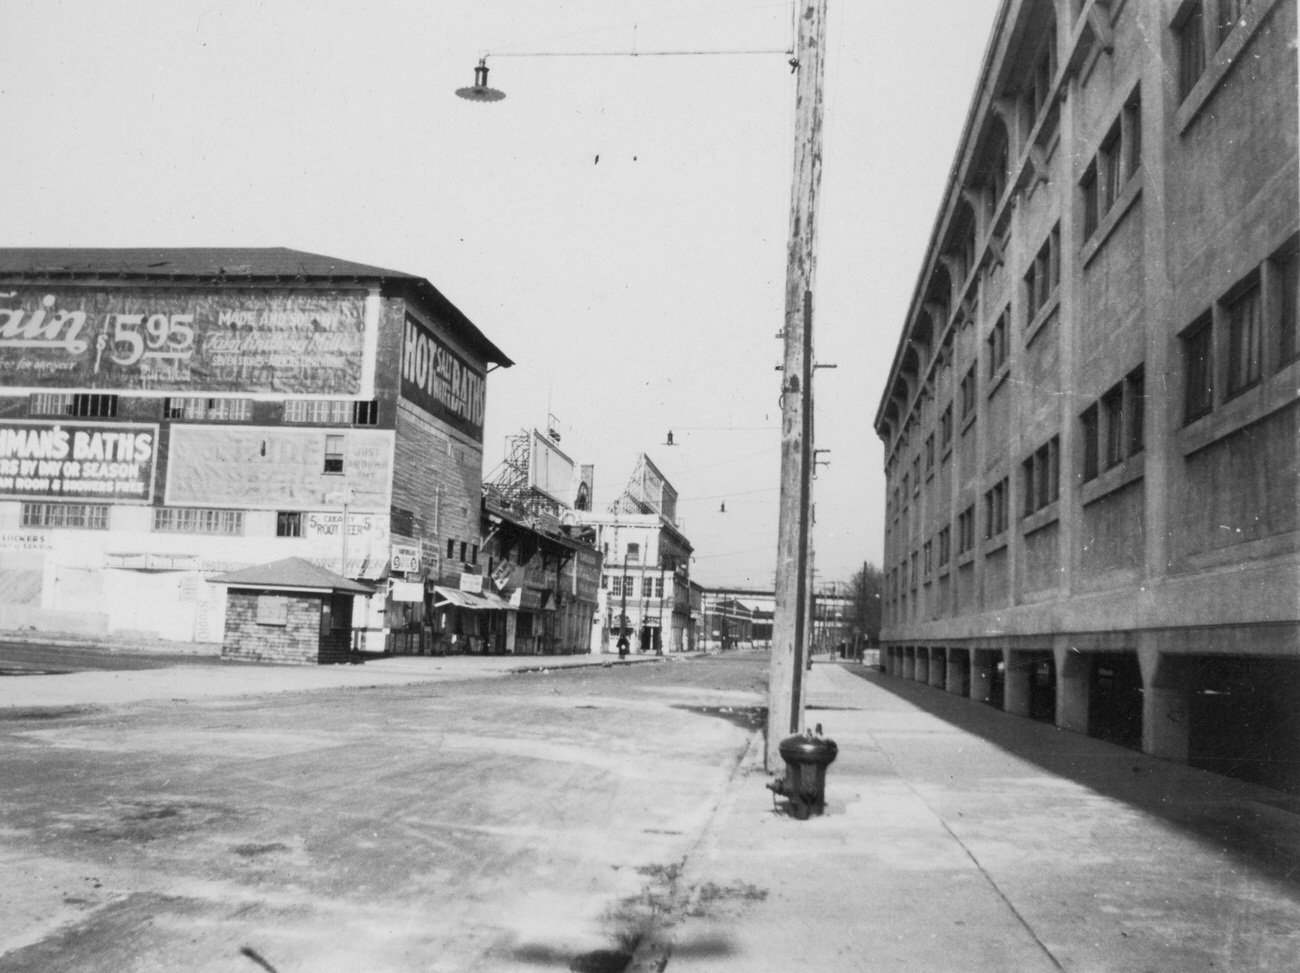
[923,540,933,576]
[1082,91,1141,240]
[276,511,302,537]
[1177,1,1207,101]
[960,367,977,420]
[391,507,415,537]
[910,553,918,590]
[256,594,289,626]
[29,393,118,417]
[1081,163,1100,240]
[1022,435,1060,517]
[610,575,625,598]
[655,576,664,598]
[924,434,935,472]
[1103,385,1125,470]
[984,478,1009,539]
[21,502,108,529]
[459,541,468,563]
[1226,280,1262,396]
[446,539,456,559]
[1281,248,1299,367]
[626,542,640,563]
[1218,0,1252,45]
[471,544,479,565]
[938,526,951,566]
[939,404,954,449]
[323,435,345,474]
[1183,316,1214,422]
[284,399,380,425]
[1025,226,1061,321]
[911,456,921,493]
[29,393,71,416]
[1080,404,1100,481]
[164,397,252,421]
[957,506,976,555]
[901,472,910,501]
[1101,128,1124,218]
[1023,30,1057,136]
[987,312,1008,378]
[1127,368,1146,456]
[153,508,243,535]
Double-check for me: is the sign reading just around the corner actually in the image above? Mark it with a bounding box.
[0,421,157,502]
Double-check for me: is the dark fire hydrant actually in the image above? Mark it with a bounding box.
[766,724,838,820]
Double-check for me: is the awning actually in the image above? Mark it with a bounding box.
[432,586,511,610]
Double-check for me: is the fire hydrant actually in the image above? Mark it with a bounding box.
[766,724,838,819]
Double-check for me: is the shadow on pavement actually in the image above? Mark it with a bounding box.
[844,665,1300,891]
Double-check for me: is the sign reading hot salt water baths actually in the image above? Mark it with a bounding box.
[399,313,485,442]
[0,421,157,501]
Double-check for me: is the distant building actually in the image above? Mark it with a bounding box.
[698,587,774,649]
[0,248,510,651]
[873,1,1299,791]
[439,428,603,655]
[578,454,693,653]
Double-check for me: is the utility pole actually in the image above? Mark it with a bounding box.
[768,0,827,771]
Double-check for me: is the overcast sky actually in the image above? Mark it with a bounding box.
[1,0,1002,588]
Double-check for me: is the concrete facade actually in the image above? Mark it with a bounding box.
[0,248,510,651]
[874,1,1300,792]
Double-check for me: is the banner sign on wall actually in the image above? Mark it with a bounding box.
[390,543,421,574]
[399,313,485,442]
[0,421,157,502]
[165,426,392,510]
[0,288,367,394]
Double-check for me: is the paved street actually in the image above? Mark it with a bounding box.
[1,652,764,973]
[4,651,1300,972]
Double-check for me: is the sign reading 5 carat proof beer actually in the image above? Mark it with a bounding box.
[0,287,368,394]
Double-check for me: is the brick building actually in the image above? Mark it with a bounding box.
[874,1,1299,791]
[0,248,510,651]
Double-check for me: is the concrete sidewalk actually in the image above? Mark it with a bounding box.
[0,650,680,711]
[643,663,1300,972]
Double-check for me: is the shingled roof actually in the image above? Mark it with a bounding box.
[0,246,513,366]
[207,557,372,594]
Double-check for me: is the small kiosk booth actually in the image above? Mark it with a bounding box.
[209,557,372,665]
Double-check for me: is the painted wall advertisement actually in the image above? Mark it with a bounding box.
[0,421,157,502]
[0,288,368,394]
[572,548,602,603]
[399,313,485,442]
[165,426,393,510]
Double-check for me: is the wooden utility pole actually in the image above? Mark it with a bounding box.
[767,0,827,771]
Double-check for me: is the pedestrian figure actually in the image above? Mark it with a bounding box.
[617,633,629,659]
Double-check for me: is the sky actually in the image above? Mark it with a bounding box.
[0,0,1003,589]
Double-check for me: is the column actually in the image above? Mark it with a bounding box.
[969,648,995,702]
[1004,648,1031,717]
[1141,644,1191,763]
[946,649,968,696]
[1055,645,1090,734]
[929,648,947,688]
